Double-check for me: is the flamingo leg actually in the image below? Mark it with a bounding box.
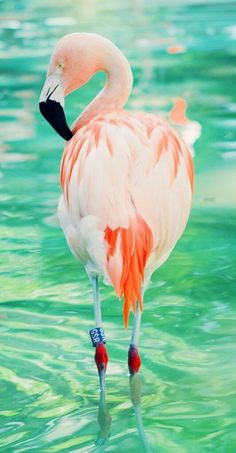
[128,301,142,374]
[90,275,108,392]
[129,374,152,452]
[96,387,112,446]
[92,275,102,326]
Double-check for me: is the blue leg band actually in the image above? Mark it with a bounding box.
[90,327,106,347]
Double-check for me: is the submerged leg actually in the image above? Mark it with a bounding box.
[128,300,142,374]
[130,374,152,452]
[96,387,112,446]
[89,275,108,392]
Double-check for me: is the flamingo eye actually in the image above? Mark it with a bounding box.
[57,62,63,70]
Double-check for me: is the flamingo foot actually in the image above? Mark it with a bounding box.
[95,342,109,392]
[128,345,141,375]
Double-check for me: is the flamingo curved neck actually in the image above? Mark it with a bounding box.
[72,44,133,132]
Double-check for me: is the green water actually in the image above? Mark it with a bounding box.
[0,0,236,451]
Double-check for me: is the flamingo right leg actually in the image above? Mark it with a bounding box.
[128,301,142,374]
[90,275,108,392]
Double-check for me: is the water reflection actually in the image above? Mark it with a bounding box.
[95,374,152,452]
[129,374,153,453]
[96,390,112,447]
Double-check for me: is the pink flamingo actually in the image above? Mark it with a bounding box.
[39,33,194,391]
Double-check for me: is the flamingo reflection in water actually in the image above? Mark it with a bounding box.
[39,33,193,391]
[96,375,152,452]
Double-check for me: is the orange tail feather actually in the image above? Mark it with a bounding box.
[105,217,153,327]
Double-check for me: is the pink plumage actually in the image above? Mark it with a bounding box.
[40,33,193,327]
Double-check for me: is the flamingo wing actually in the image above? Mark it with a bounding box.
[132,112,193,280]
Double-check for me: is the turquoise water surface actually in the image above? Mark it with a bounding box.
[0,0,236,452]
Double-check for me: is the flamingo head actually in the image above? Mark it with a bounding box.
[39,33,104,141]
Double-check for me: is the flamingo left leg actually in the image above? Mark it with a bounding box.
[128,301,142,375]
[89,275,108,392]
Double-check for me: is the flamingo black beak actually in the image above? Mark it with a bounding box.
[39,73,73,141]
